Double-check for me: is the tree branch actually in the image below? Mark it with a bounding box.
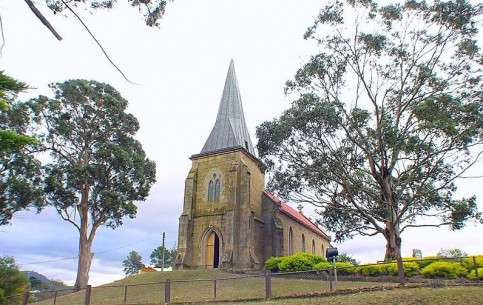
[59,0,138,85]
[24,0,63,41]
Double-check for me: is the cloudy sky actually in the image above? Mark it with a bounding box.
[1,0,482,286]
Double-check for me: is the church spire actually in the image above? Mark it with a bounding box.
[200,60,256,157]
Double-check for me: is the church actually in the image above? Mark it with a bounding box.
[175,60,331,270]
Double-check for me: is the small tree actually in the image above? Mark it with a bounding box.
[0,256,30,305]
[257,0,483,261]
[437,248,468,258]
[337,252,360,266]
[123,251,145,276]
[150,245,177,268]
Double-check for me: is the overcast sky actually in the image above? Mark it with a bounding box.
[1,0,482,286]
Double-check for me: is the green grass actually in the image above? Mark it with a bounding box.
[212,286,483,305]
[30,270,481,305]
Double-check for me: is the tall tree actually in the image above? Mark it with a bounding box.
[28,79,156,289]
[0,72,43,226]
[257,0,483,261]
[150,245,177,268]
[122,251,145,276]
[0,256,30,305]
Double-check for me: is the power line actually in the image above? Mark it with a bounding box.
[17,232,165,266]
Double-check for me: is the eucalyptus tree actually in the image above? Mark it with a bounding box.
[122,251,145,276]
[29,79,156,289]
[0,72,42,226]
[257,0,483,261]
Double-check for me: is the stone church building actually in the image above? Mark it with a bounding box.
[175,60,331,270]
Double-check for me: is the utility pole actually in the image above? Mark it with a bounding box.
[162,232,166,272]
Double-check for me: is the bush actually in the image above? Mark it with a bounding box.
[296,253,326,265]
[416,256,441,268]
[421,261,468,279]
[355,264,389,276]
[313,261,332,271]
[264,257,283,272]
[461,255,483,271]
[279,253,315,272]
[386,262,420,276]
[335,262,356,275]
[467,268,483,280]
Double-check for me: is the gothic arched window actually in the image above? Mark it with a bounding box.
[302,234,306,252]
[312,240,316,254]
[214,179,221,201]
[288,227,294,255]
[208,180,214,202]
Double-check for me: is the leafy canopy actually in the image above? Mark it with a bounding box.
[28,79,156,288]
[257,0,483,259]
[123,251,145,276]
[150,245,177,268]
[0,72,43,226]
[0,256,30,305]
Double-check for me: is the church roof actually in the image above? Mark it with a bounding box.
[199,60,256,157]
[263,191,331,241]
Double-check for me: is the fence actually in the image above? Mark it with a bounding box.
[11,256,481,305]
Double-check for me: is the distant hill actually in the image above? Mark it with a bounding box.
[22,271,70,290]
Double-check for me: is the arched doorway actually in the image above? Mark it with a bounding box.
[206,232,220,268]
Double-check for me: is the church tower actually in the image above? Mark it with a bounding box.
[175,60,265,270]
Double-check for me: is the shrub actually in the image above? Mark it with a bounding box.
[296,253,326,265]
[279,254,314,272]
[386,262,420,276]
[467,268,483,280]
[355,264,389,276]
[421,261,468,279]
[461,255,483,271]
[264,257,283,272]
[416,256,441,268]
[335,262,356,275]
[313,262,332,271]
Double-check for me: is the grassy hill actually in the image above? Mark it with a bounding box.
[30,269,482,305]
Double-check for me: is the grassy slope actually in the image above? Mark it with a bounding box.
[31,270,482,305]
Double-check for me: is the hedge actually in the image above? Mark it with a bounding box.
[355,264,389,276]
[421,261,468,279]
[386,262,420,276]
[461,255,483,271]
[467,268,483,280]
[264,257,283,272]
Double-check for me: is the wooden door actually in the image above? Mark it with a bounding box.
[206,232,220,268]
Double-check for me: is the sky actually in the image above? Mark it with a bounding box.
[0,0,482,286]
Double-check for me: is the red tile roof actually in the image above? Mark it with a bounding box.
[263,191,331,241]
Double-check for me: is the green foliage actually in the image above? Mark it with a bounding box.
[264,257,284,272]
[386,262,420,277]
[278,253,326,273]
[355,264,389,276]
[0,256,30,305]
[0,72,43,226]
[437,248,468,259]
[27,79,156,288]
[123,251,145,276]
[421,261,468,279]
[150,245,177,268]
[314,261,332,269]
[46,0,169,27]
[335,262,356,275]
[415,256,442,269]
[467,268,483,280]
[461,256,483,271]
[256,0,483,261]
[336,252,360,265]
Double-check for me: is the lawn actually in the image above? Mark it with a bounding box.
[29,269,480,305]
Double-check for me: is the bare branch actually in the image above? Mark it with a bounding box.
[24,0,63,41]
[59,0,138,85]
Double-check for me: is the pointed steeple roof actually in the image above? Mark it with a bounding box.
[199,60,256,157]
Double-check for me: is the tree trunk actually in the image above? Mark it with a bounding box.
[383,224,402,261]
[74,232,94,290]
